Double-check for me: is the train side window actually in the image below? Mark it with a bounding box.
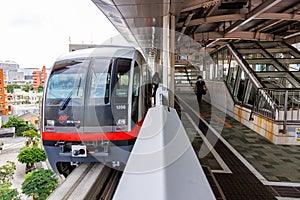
[132,62,140,124]
[114,59,131,102]
[89,58,111,105]
[133,63,140,97]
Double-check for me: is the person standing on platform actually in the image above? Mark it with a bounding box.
[194,75,207,110]
[152,72,161,105]
[0,140,3,154]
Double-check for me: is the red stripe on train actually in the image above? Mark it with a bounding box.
[42,120,143,141]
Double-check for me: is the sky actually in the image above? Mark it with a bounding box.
[0,0,119,69]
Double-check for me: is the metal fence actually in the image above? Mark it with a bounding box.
[251,88,300,132]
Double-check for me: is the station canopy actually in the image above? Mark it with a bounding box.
[93,0,300,53]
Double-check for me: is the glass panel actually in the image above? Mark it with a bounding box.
[132,63,140,124]
[223,50,230,80]
[133,64,140,97]
[46,60,88,104]
[226,56,239,93]
[246,83,257,106]
[89,58,112,105]
[114,58,131,103]
[236,70,247,103]
[44,59,89,128]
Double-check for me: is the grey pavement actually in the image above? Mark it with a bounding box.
[177,91,300,184]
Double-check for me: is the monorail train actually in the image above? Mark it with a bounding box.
[41,46,153,176]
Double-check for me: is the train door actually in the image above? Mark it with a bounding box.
[84,58,113,134]
[131,62,140,127]
[111,58,132,132]
[142,63,152,114]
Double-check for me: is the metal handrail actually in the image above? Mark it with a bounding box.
[251,88,300,133]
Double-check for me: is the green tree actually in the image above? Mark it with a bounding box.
[22,83,33,92]
[0,182,20,200]
[2,116,37,136]
[6,84,21,93]
[22,129,40,147]
[22,169,58,200]
[37,86,44,93]
[0,161,16,184]
[22,100,31,104]
[0,161,20,200]
[17,147,46,171]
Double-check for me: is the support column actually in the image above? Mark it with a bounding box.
[162,15,169,89]
[162,14,175,107]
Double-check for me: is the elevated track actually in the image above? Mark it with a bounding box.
[48,163,122,200]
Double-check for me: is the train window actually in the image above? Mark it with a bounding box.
[114,58,131,101]
[46,60,89,104]
[89,58,111,104]
[132,62,140,124]
[133,63,140,97]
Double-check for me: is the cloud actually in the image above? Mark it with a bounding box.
[0,0,118,68]
[10,12,50,30]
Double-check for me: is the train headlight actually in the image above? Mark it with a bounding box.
[47,120,55,126]
[117,119,126,126]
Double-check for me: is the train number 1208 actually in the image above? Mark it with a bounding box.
[116,105,126,110]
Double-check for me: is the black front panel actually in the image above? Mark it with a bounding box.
[44,57,133,134]
[44,60,88,130]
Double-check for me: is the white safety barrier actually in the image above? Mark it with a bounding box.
[113,104,216,200]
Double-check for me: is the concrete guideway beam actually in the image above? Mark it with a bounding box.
[113,105,215,200]
[48,163,111,200]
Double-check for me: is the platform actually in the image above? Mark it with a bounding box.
[177,91,300,199]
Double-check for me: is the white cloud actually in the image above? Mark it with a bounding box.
[0,0,118,68]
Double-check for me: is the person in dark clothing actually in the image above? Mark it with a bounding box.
[194,75,207,110]
[152,72,161,105]
[0,140,3,154]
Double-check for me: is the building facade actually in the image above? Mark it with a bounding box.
[0,69,8,115]
[32,66,47,90]
[7,89,43,106]
[0,60,19,73]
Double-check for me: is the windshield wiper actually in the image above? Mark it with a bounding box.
[60,77,82,110]
[60,90,73,110]
[76,77,82,96]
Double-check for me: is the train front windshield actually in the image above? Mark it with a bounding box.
[46,60,87,101]
[44,58,114,130]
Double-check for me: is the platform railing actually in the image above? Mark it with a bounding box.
[251,88,300,133]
